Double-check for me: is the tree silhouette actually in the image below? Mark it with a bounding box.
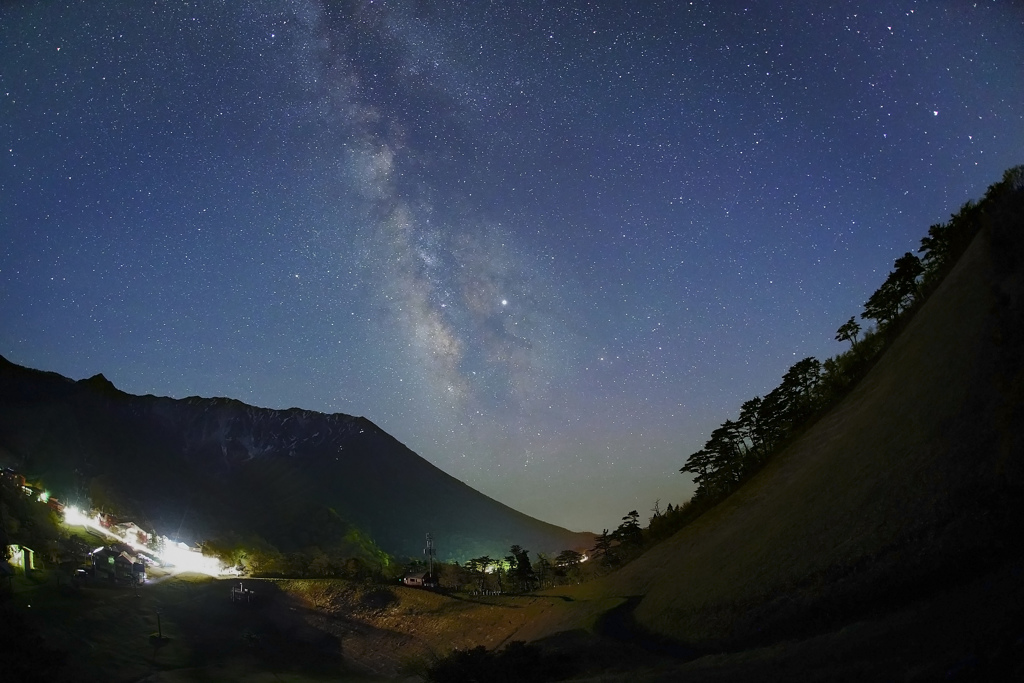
[465,555,494,591]
[615,510,643,548]
[680,447,717,492]
[507,545,535,591]
[535,553,552,589]
[555,549,583,567]
[591,529,618,568]
[892,252,924,310]
[704,422,745,487]
[755,386,788,452]
[765,357,823,436]
[862,280,901,327]
[862,252,922,327]
[835,316,860,348]
[554,549,583,584]
[783,357,822,404]
[919,222,951,276]
[737,397,765,462]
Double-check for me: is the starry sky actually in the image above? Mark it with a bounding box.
[2,1,1022,534]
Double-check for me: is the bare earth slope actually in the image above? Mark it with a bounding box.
[602,213,1024,650]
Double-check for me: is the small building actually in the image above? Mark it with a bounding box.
[6,544,36,574]
[401,570,437,588]
[91,546,146,583]
[112,521,150,547]
[1,468,26,488]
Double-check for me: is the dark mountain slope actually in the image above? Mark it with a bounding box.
[600,182,1024,649]
[0,361,592,560]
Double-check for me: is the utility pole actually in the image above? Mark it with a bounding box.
[424,533,435,578]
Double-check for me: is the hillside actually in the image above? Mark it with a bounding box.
[590,188,1024,651]
[0,362,592,561]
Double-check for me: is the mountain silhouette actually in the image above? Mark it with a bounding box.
[0,359,592,561]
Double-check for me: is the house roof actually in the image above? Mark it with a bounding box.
[93,546,139,563]
[402,570,432,579]
[118,550,139,564]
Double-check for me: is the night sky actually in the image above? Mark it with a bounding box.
[2,1,1022,534]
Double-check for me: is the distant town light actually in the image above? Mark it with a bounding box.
[64,505,90,527]
[62,503,223,576]
[160,541,221,576]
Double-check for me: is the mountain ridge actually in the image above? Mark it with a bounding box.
[0,355,593,561]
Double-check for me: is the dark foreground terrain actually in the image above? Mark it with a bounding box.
[4,555,1022,682]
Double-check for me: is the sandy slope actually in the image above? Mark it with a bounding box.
[590,222,1024,649]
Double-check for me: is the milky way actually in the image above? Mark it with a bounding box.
[2,1,1022,532]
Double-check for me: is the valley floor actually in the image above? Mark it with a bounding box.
[5,555,1023,682]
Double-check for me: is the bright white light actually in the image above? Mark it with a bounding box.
[64,505,89,527]
[62,504,223,576]
[160,541,221,576]
[63,506,111,539]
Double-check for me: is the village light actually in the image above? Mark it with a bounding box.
[61,501,226,577]
[64,505,90,527]
[37,490,50,503]
[159,541,222,576]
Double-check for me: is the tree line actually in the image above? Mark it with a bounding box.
[433,506,684,591]
[679,165,1024,511]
